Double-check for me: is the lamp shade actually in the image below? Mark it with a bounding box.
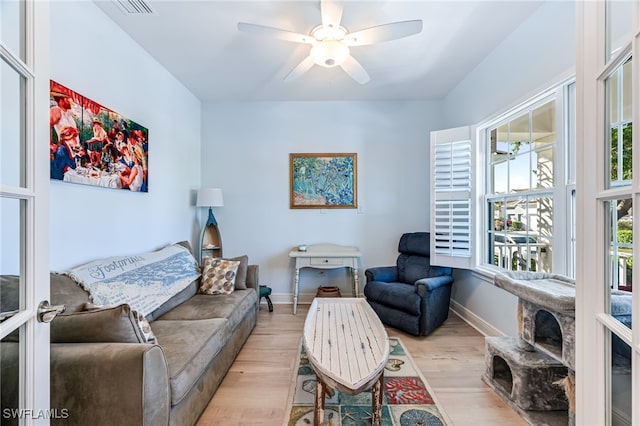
[196,188,224,207]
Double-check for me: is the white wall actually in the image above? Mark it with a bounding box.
[49,1,202,270]
[442,1,576,129]
[441,1,576,336]
[201,101,441,301]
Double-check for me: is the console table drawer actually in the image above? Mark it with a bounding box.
[310,257,344,266]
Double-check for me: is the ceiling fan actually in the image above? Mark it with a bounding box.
[237,0,423,84]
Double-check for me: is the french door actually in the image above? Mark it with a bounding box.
[0,1,51,424]
[577,1,639,424]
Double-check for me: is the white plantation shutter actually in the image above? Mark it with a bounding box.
[430,126,474,269]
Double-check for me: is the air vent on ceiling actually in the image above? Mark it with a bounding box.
[113,0,155,15]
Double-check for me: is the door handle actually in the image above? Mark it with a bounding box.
[37,300,66,323]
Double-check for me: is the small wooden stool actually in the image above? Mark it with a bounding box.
[259,285,273,312]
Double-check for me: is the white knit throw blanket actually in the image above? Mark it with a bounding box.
[65,244,201,316]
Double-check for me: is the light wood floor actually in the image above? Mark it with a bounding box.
[196,303,526,426]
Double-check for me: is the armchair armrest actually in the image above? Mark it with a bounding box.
[50,342,169,426]
[365,266,398,283]
[414,275,454,296]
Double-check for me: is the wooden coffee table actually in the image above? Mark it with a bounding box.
[303,298,389,426]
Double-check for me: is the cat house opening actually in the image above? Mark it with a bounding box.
[492,355,513,395]
[534,309,563,359]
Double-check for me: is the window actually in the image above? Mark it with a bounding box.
[430,80,575,275]
[481,83,575,275]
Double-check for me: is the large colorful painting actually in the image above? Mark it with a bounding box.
[289,153,357,209]
[49,80,149,192]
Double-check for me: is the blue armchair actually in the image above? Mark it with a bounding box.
[364,232,454,336]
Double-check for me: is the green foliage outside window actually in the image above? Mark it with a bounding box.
[610,123,632,182]
[617,230,633,244]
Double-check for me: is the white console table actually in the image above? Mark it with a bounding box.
[288,244,362,314]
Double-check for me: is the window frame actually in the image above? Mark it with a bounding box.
[474,77,576,278]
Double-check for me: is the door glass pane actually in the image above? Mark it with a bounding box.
[0,198,24,319]
[608,199,633,293]
[606,59,632,188]
[1,58,26,188]
[606,0,633,61]
[609,330,631,426]
[0,0,25,61]
[610,70,619,125]
[622,60,632,121]
[0,325,22,426]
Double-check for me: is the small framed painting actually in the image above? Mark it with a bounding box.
[290,153,357,209]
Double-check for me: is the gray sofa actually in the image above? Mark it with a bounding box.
[44,243,259,426]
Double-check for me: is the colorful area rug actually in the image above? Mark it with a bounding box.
[285,337,450,425]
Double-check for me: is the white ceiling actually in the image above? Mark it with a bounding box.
[94,0,544,102]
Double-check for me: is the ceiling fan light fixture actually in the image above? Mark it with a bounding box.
[311,24,347,41]
[310,40,350,67]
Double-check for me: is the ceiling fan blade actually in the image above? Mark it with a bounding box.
[321,0,343,28]
[340,56,370,84]
[238,22,314,44]
[284,56,315,82]
[344,20,423,46]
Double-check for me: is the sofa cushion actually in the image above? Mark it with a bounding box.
[147,280,198,322]
[199,258,239,295]
[156,288,257,331]
[150,318,230,405]
[51,304,149,343]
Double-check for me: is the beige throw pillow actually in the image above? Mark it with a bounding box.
[199,258,240,295]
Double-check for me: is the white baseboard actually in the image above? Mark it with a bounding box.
[449,299,505,337]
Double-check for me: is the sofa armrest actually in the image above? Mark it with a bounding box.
[246,264,259,290]
[414,275,454,295]
[365,266,398,283]
[50,343,170,426]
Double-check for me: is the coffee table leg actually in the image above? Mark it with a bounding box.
[371,373,384,426]
[314,379,325,426]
